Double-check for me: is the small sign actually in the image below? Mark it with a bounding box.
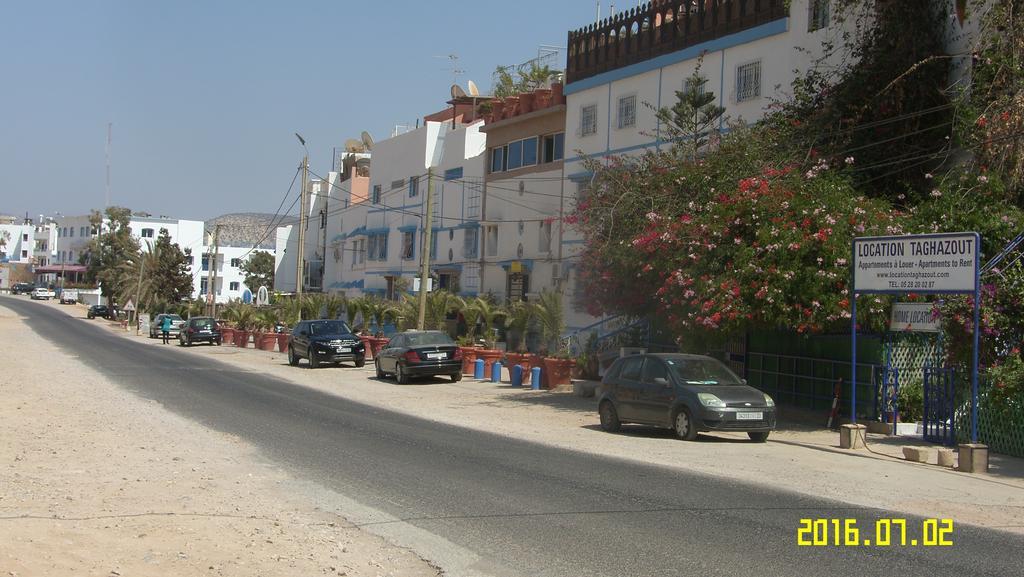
[853,232,979,294]
[889,302,940,332]
[256,286,270,306]
[412,278,433,292]
[510,261,523,273]
[122,299,136,311]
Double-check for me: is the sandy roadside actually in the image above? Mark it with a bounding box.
[0,302,440,577]
[67,300,1024,536]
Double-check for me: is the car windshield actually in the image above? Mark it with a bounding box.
[309,321,352,336]
[166,315,183,321]
[193,319,215,329]
[405,332,454,346]
[664,357,743,386]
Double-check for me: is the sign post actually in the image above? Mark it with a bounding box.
[850,232,980,442]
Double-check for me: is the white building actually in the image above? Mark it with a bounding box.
[0,221,35,265]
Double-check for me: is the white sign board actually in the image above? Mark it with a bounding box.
[412,278,433,292]
[889,302,941,332]
[122,299,136,311]
[853,233,979,293]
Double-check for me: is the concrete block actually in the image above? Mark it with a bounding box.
[839,424,867,449]
[902,447,934,463]
[866,421,894,435]
[936,449,956,468]
[958,444,989,473]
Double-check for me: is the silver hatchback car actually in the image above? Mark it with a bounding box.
[597,353,776,442]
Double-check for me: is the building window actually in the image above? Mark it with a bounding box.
[430,233,438,260]
[408,176,419,198]
[401,230,415,260]
[539,221,552,254]
[736,61,762,102]
[463,228,479,259]
[22,250,28,259]
[485,225,498,257]
[521,137,538,167]
[187,255,194,265]
[390,178,405,191]
[808,0,830,31]
[229,281,240,291]
[200,278,208,295]
[490,147,505,173]
[22,233,29,242]
[141,228,154,238]
[68,227,74,238]
[80,226,86,236]
[367,233,388,261]
[617,94,636,129]
[542,133,564,163]
[201,256,209,271]
[230,258,241,268]
[580,104,598,136]
[372,184,382,203]
[444,167,464,181]
[507,140,523,171]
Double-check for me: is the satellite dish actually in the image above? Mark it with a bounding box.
[451,84,467,99]
[360,131,374,151]
[467,80,479,96]
[344,138,363,153]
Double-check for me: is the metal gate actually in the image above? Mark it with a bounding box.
[923,367,956,446]
[877,366,900,426]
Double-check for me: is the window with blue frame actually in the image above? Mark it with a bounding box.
[490,148,504,173]
[408,176,419,197]
[372,184,382,203]
[521,136,538,166]
[463,228,479,259]
[430,232,438,260]
[506,140,523,170]
[444,167,464,181]
[542,132,564,163]
[401,230,415,260]
[367,233,388,261]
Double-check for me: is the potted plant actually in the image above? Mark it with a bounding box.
[233,305,255,348]
[457,334,481,375]
[551,81,564,105]
[218,302,239,344]
[463,296,507,376]
[503,299,535,384]
[362,296,398,356]
[519,91,536,114]
[535,289,574,389]
[254,308,280,351]
[278,298,302,352]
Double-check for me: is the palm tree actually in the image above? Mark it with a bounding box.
[463,296,507,349]
[362,296,399,334]
[220,300,242,326]
[186,299,206,319]
[234,305,256,332]
[280,297,302,328]
[534,289,565,355]
[255,308,279,333]
[323,293,345,320]
[345,296,363,327]
[300,293,326,320]
[424,289,461,333]
[505,299,535,352]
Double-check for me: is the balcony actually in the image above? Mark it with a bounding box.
[566,0,787,85]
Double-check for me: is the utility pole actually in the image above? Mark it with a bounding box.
[416,169,434,330]
[296,150,309,297]
[205,224,221,317]
[133,251,145,334]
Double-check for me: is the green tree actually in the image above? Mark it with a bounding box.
[83,206,140,305]
[239,251,275,293]
[653,62,726,161]
[492,62,559,98]
[148,229,194,304]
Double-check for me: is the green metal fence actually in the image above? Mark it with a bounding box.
[956,382,1024,458]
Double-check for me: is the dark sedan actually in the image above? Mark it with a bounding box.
[287,320,365,369]
[87,305,109,319]
[178,316,221,346]
[375,330,463,384]
[597,353,776,442]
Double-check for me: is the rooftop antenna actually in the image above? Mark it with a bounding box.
[435,53,464,86]
[105,122,111,208]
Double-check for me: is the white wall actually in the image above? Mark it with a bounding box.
[0,224,34,264]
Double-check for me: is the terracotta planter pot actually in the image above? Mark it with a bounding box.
[276,332,290,353]
[369,337,390,357]
[460,346,480,375]
[541,357,576,389]
[504,352,534,384]
[502,97,519,119]
[477,349,503,376]
[490,100,505,119]
[235,330,251,348]
[220,327,236,345]
[533,89,552,110]
[518,92,535,114]
[256,332,277,351]
[551,82,564,105]
[360,336,376,358]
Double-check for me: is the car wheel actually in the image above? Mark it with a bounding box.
[396,363,409,384]
[178,336,185,346]
[673,408,699,441]
[214,338,221,346]
[308,349,320,369]
[748,431,770,443]
[375,358,386,378]
[450,372,462,382]
[287,347,299,366]
[599,401,622,433]
[354,356,365,368]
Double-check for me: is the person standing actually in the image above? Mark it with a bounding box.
[160,314,172,344]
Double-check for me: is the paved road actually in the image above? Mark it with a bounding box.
[6,296,1021,577]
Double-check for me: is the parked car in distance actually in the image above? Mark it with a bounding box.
[59,288,79,304]
[149,314,185,338]
[597,353,776,442]
[178,316,221,346]
[375,330,463,384]
[87,304,110,319]
[30,287,55,300]
[287,320,365,369]
[11,282,35,295]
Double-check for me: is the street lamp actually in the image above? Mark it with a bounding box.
[294,133,310,297]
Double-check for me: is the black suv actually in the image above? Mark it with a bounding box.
[87,305,110,319]
[178,316,221,346]
[11,283,35,295]
[287,320,365,369]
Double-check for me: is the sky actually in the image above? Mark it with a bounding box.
[0,0,609,222]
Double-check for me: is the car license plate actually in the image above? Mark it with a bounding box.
[427,352,447,359]
[736,412,763,421]
[336,346,351,353]
[199,330,211,334]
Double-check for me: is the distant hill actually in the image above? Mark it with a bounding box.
[204,212,298,249]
